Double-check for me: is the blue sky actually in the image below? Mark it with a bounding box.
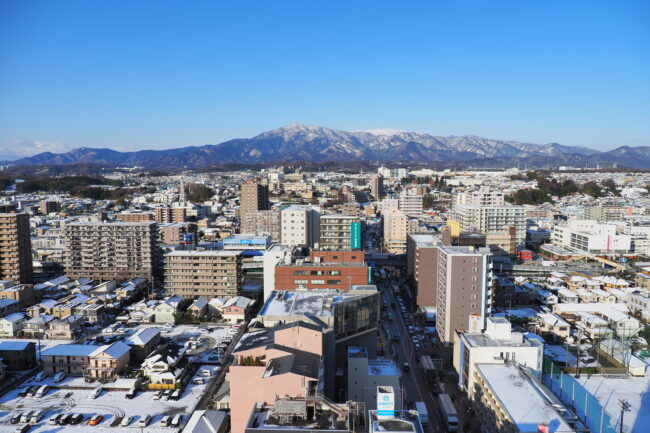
[0,0,648,159]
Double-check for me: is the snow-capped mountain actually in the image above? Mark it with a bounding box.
[7,123,646,169]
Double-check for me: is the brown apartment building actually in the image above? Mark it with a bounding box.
[274,250,369,291]
[240,209,280,241]
[154,207,187,223]
[115,212,154,223]
[0,212,33,284]
[164,250,242,298]
[240,180,269,213]
[406,234,440,308]
[63,221,160,281]
[436,245,493,345]
[39,200,60,215]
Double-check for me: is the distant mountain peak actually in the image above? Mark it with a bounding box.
[7,124,647,169]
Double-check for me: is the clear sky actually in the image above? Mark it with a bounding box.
[0,0,649,160]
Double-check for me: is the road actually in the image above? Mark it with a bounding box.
[379,280,445,433]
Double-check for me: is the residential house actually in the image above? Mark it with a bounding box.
[0,298,19,317]
[142,343,189,387]
[154,295,185,324]
[44,315,84,340]
[22,314,55,338]
[0,341,37,370]
[187,297,208,317]
[535,312,571,340]
[41,344,101,375]
[0,283,35,307]
[87,342,131,378]
[0,312,26,337]
[74,303,107,323]
[221,297,255,324]
[27,299,58,317]
[126,327,161,362]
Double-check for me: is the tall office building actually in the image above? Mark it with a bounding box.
[240,180,269,213]
[63,221,160,281]
[319,214,361,250]
[371,174,385,199]
[164,251,242,298]
[436,246,492,344]
[0,213,33,284]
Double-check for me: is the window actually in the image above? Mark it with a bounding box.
[294,270,308,276]
[327,280,341,285]
[329,270,341,276]
[295,279,308,284]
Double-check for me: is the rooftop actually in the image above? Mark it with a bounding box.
[476,363,575,433]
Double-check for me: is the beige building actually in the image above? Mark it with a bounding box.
[280,205,319,247]
[240,209,281,241]
[318,214,360,250]
[382,208,416,254]
[115,212,153,223]
[436,246,493,344]
[0,212,33,284]
[164,250,242,298]
[63,221,160,281]
[240,180,269,213]
[154,207,186,223]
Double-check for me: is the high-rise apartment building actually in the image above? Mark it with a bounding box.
[450,204,526,245]
[63,222,160,281]
[453,188,505,207]
[318,214,361,250]
[154,207,186,223]
[39,200,60,215]
[240,209,281,241]
[280,205,319,247]
[371,174,385,199]
[436,246,492,344]
[406,234,440,308]
[115,212,154,223]
[163,251,242,298]
[398,192,423,216]
[0,213,33,284]
[382,208,417,254]
[240,180,269,213]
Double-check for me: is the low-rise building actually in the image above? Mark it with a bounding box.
[0,312,25,337]
[0,341,36,370]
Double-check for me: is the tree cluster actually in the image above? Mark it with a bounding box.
[186,183,214,203]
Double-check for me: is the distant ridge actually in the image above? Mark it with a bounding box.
[7,124,650,169]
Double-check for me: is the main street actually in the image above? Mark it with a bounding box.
[379,280,445,433]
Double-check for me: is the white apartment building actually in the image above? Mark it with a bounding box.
[450,204,526,245]
[453,188,505,207]
[382,209,417,254]
[280,205,320,247]
[551,220,631,254]
[453,317,544,396]
[398,192,423,216]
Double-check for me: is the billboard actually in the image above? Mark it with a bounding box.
[350,221,362,249]
[377,386,395,419]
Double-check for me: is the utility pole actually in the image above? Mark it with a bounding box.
[618,399,631,433]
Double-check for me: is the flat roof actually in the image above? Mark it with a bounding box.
[476,364,575,433]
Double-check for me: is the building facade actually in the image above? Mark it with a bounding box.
[164,251,242,298]
[64,221,160,281]
[0,212,33,284]
[319,214,361,251]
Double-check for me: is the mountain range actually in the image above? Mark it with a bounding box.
[6,124,650,169]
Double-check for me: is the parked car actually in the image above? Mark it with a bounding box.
[161,389,172,401]
[171,414,182,427]
[34,371,46,382]
[88,414,104,426]
[92,387,102,399]
[70,414,84,425]
[48,414,62,425]
[171,389,182,401]
[13,424,30,433]
[58,414,73,425]
[138,415,151,427]
[160,415,171,427]
[153,390,163,400]
[20,411,34,423]
[17,387,29,397]
[10,413,22,424]
[53,372,66,383]
[125,388,137,399]
[121,416,133,426]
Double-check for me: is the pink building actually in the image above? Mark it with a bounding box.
[230,322,324,433]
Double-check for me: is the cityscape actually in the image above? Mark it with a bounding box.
[0,2,649,433]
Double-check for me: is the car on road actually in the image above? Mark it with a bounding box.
[392,335,400,342]
[402,362,410,372]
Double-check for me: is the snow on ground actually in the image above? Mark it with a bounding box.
[577,375,650,433]
[0,367,215,432]
[545,345,577,367]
